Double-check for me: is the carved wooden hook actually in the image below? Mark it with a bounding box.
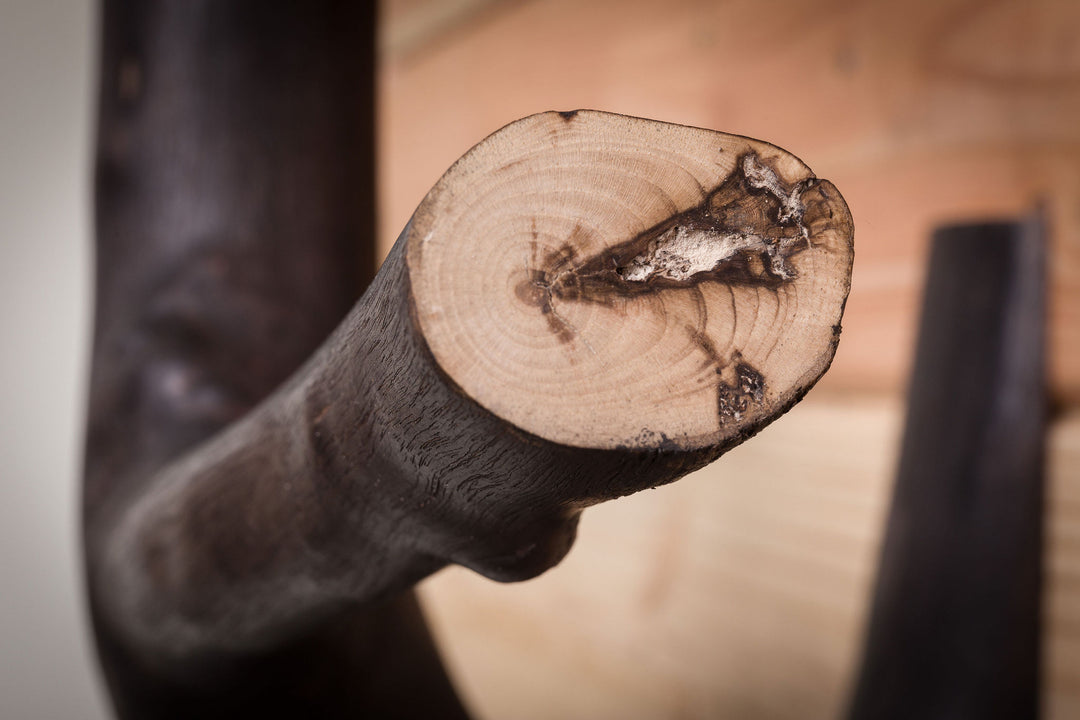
[83,3,853,717]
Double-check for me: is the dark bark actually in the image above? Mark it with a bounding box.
[85,1,468,717]
[85,4,731,717]
[847,216,1046,720]
[87,226,726,710]
[84,3,856,716]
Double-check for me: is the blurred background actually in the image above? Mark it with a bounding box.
[1,0,1078,718]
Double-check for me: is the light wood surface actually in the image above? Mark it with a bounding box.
[420,399,1080,720]
[419,397,898,720]
[1048,411,1080,720]
[382,1,1080,718]
[408,110,852,450]
[380,0,1080,403]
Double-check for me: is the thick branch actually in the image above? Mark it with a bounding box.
[85,2,467,717]
[90,235,723,661]
[86,7,853,708]
[90,111,854,670]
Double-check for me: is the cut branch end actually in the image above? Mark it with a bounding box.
[407,111,854,453]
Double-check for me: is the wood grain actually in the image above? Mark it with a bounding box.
[419,397,901,720]
[420,400,1080,720]
[408,111,852,450]
[384,2,1080,717]
[380,0,1080,403]
[92,38,839,711]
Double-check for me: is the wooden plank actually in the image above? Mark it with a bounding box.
[420,400,1080,720]
[419,397,902,720]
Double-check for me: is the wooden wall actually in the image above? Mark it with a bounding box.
[378,1,1080,717]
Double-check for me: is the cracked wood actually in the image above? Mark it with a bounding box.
[409,111,854,450]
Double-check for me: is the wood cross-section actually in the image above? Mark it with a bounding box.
[408,111,854,451]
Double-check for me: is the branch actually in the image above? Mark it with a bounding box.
[90,111,854,667]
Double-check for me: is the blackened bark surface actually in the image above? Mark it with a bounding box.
[848,217,1045,720]
[86,2,468,717]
